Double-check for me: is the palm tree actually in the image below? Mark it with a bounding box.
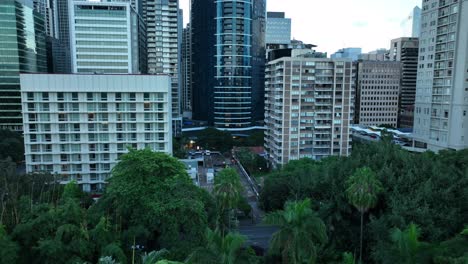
[390,223,429,264]
[213,168,243,230]
[263,199,328,264]
[346,167,383,264]
[141,249,169,264]
[186,229,256,264]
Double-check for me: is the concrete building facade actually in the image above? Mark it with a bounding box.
[141,0,182,133]
[265,56,354,167]
[413,0,468,151]
[20,74,173,192]
[69,0,147,74]
[355,61,401,127]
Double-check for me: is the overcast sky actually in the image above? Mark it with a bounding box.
[179,0,421,55]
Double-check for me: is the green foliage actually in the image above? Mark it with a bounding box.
[213,168,244,230]
[186,229,259,264]
[214,168,243,211]
[0,129,24,163]
[196,127,233,153]
[235,148,268,176]
[173,136,189,159]
[264,199,328,264]
[141,249,169,264]
[260,142,468,263]
[0,224,19,264]
[342,252,356,264]
[237,197,252,218]
[92,149,214,261]
[346,167,383,213]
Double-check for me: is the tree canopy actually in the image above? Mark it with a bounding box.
[260,141,468,263]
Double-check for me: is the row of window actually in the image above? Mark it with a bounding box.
[26,92,166,102]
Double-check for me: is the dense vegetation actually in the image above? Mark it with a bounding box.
[260,140,468,263]
[0,129,24,163]
[0,149,256,264]
[1,140,467,263]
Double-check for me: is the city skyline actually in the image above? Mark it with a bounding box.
[180,0,421,54]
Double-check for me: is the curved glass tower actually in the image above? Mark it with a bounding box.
[214,0,253,128]
[192,0,265,129]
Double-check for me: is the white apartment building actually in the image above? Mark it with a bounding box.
[20,74,172,192]
[141,0,182,133]
[413,0,468,151]
[355,61,401,127]
[69,0,147,74]
[265,56,354,167]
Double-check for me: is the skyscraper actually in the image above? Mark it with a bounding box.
[412,6,421,38]
[413,0,468,151]
[190,0,216,123]
[33,0,56,38]
[141,0,182,133]
[266,11,291,50]
[181,24,192,118]
[69,0,147,74]
[54,0,72,73]
[191,0,266,129]
[0,0,47,131]
[264,54,354,167]
[389,37,419,128]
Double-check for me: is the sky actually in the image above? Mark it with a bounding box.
[179,0,421,55]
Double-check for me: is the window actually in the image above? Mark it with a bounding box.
[87,92,93,101]
[27,92,34,101]
[57,92,64,101]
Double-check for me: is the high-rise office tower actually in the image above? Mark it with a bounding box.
[389,37,419,128]
[141,0,182,133]
[0,0,47,131]
[413,0,468,151]
[412,6,422,38]
[266,11,291,51]
[54,0,72,73]
[181,24,192,118]
[355,61,401,128]
[191,0,266,129]
[264,54,354,167]
[33,0,56,38]
[190,0,216,123]
[20,74,173,192]
[331,48,362,61]
[69,0,147,74]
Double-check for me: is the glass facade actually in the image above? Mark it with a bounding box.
[70,2,147,74]
[0,0,47,131]
[266,12,291,45]
[192,0,265,128]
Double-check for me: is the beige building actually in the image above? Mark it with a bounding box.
[355,61,401,127]
[413,0,468,151]
[264,54,354,167]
